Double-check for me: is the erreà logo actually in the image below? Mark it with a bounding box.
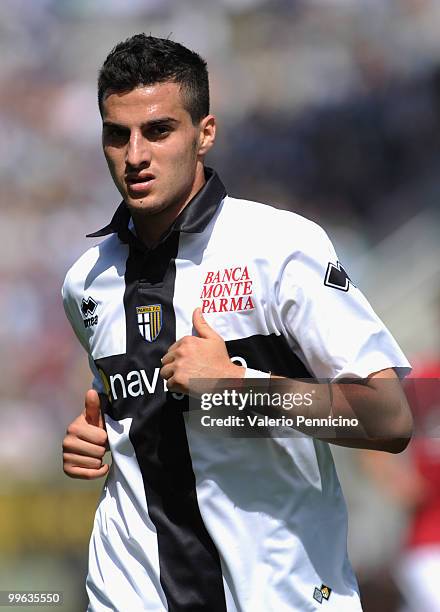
[137,305,162,342]
[81,296,97,316]
[81,296,98,329]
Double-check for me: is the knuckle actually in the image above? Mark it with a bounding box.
[62,438,73,453]
[66,423,80,436]
[170,361,179,373]
[99,430,108,442]
[167,377,178,392]
[97,442,107,456]
[173,372,183,385]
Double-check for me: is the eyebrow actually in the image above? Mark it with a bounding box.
[102,117,179,129]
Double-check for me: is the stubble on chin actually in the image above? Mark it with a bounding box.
[127,197,160,216]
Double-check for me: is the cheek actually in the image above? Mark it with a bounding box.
[159,132,198,167]
[104,149,123,177]
[171,144,198,176]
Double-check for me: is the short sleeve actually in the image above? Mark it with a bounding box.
[62,276,89,352]
[274,224,411,380]
[88,356,106,394]
[62,276,104,392]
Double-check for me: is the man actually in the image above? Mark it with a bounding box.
[62,34,413,611]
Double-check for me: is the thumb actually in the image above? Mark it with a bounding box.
[84,389,102,427]
[192,307,219,339]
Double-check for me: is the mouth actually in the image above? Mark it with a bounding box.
[125,174,155,195]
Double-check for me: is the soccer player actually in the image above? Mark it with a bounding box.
[62,34,413,611]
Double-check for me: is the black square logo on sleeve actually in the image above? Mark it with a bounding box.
[324,261,353,292]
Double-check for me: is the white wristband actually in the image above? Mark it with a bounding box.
[244,368,271,379]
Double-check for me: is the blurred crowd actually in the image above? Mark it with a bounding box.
[0,1,439,610]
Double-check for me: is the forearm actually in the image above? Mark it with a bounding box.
[248,371,413,452]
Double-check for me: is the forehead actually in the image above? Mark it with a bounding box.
[102,82,189,122]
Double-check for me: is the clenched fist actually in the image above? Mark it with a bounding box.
[62,389,109,480]
[160,307,244,394]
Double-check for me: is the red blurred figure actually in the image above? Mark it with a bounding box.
[362,358,440,612]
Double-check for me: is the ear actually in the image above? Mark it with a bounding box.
[197,115,216,157]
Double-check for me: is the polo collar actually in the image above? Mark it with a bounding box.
[86,167,226,243]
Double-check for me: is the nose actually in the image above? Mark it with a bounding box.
[126,130,151,168]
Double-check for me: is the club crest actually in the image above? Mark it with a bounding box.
[136,305,162,342]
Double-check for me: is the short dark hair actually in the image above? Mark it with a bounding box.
[98,34,209,124]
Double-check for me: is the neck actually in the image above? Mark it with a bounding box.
[131,164,206,247]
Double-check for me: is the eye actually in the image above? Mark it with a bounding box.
[148,125,171,140]
[103,126,129,144]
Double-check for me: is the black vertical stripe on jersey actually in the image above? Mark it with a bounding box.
[122,232,227,612]
[225,333,312,379]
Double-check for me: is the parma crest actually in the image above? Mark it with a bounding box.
[136,305,162,342]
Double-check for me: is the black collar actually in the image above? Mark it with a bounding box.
[86,167,226,245]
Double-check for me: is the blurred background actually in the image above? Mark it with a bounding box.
[1,0,439,610]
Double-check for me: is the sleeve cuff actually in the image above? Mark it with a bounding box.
[244,368,271,379]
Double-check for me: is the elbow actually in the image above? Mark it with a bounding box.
[374,384,415,453]
[376,409,414,454]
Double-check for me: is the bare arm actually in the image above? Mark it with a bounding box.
[160,309,413,454]
[262,368,413,453]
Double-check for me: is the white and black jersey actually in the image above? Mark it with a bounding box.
[63,168,410,612]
